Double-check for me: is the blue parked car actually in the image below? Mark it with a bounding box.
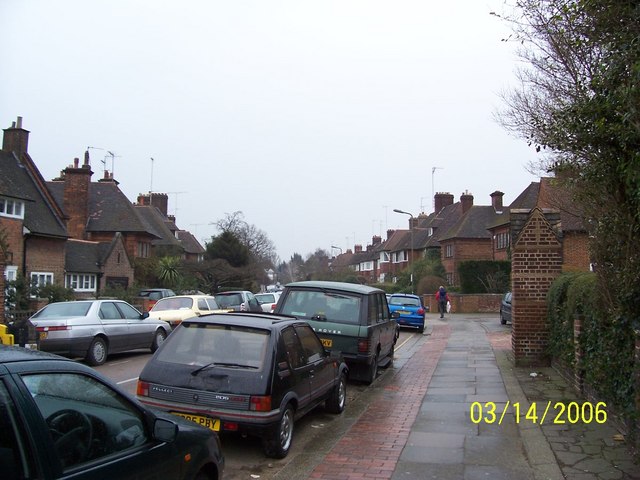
[388,293,426,333]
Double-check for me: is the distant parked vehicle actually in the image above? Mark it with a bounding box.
[137,313,348,458]
[147,295,224,328]
[255,292,282,313]
[213,291,262,312]
[388,293,427,333]
[137,288,176,310]
[274,281,398,384]
[500,292,512,325]
[30,300,171,366]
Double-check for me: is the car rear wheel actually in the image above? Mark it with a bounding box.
[500,310,507,325]
[325,373,347,413]
[85,337,108,366]
[151,329,167,352]
[365,352,379,385]
[263,404,294,458]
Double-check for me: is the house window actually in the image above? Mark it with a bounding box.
[361,261,373,271]
[137,241,150,258]
[392,251,406,263]
[427,227,433,236]
[379,252,389,263]
[66,274,97,292]
[446,272,454,284]
[4,265,18,282]
[30,272,53,288]
[445,244,453,258]
[496,232,510,250]
[0,196,25,219]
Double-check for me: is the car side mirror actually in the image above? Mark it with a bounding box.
[141,312,150,319]
[153,418,178,443]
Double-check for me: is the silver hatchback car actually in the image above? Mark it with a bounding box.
[30,300,171,366]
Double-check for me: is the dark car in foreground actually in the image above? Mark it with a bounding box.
[388,293,427,333]
[500,291,512,325]
[0,345,224,480]
[29,300,171,366]
[273,281,397,384]
[136,313,348,458]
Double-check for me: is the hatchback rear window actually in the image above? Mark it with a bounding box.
[156,323,269,370]
[278,290,361,325]
[389,296,421,307]
[152,297,193,311]
[215,294,243,308]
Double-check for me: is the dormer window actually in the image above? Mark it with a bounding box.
[0,196,25,219]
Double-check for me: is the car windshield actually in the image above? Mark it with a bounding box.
[156,323,269,370]
[278,290,361,324]
[389,296,421,307]
[32,302,91,318]
[215,293,243,308]
[151,297,194,311]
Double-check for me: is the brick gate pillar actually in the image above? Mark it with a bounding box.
[510,208,563,366]
[0,254,5,323]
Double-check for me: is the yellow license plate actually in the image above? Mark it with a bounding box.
[320,338,332,348]
[39,332,48,340]
[398,310,411,315]
[170,412,220,431]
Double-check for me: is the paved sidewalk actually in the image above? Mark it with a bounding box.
[307,313,639,480]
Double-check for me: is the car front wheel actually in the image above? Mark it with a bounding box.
[86,336,108,366]
[151,329,167,352]
[263,405,294,458]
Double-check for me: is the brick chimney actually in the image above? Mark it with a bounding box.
[386,229,395,240]
[63,151,93,239]
[460,190,474,214]
[491,191,504,213]
[354,244,363,253]
[371,235,382,246]
[137,192,169,216]
[2,117,29,155]
[434,192,454,213]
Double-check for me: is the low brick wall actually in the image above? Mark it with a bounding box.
[423,293,502,314]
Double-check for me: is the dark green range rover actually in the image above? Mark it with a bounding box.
[274,281,398,384]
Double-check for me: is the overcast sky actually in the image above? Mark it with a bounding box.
[1,0,540,263]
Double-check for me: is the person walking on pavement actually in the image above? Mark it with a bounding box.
[435,285,450,318]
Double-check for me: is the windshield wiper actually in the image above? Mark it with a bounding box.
[191,362,258,375]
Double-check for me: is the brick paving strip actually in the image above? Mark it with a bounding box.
[309,324,452,480]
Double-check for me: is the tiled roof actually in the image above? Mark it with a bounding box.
[439,205,506,241]
[48,181,155,235]
[65,239,112,273]
[177,230,205,254]
[0,151,67,238]
[538,177,586,232]
[134,205,182,247]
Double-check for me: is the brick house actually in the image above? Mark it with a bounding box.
[0,118,68,296]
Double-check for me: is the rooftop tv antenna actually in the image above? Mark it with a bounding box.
[431,166,444,211]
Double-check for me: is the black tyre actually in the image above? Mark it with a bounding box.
[500,310,507,325]
[151,329,167,352]
[262,405,294,458]
[365,352,379,385]
[86,336,108,366]
[418,325,424,334]
[325,373,347,413]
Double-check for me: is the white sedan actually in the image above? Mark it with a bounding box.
[30,300,171,365]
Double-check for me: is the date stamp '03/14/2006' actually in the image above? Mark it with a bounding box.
[469,401,607,425]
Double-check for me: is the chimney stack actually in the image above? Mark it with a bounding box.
[434,192,454,213]
[63,156,93,239]
[2,116,29,155]
[354,244,363,253]
[460,190,474,214]
[491,191,504,213]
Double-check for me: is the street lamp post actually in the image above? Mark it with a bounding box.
[393,208,414,294]
[331,245,343,255]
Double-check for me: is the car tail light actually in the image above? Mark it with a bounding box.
[136,381,149,397]
[417,308,425,315]
[223,422,239,431]
[357,339,370,353]
[270,304,277,312]
[249,395,272,412]
[35,325,70,332]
